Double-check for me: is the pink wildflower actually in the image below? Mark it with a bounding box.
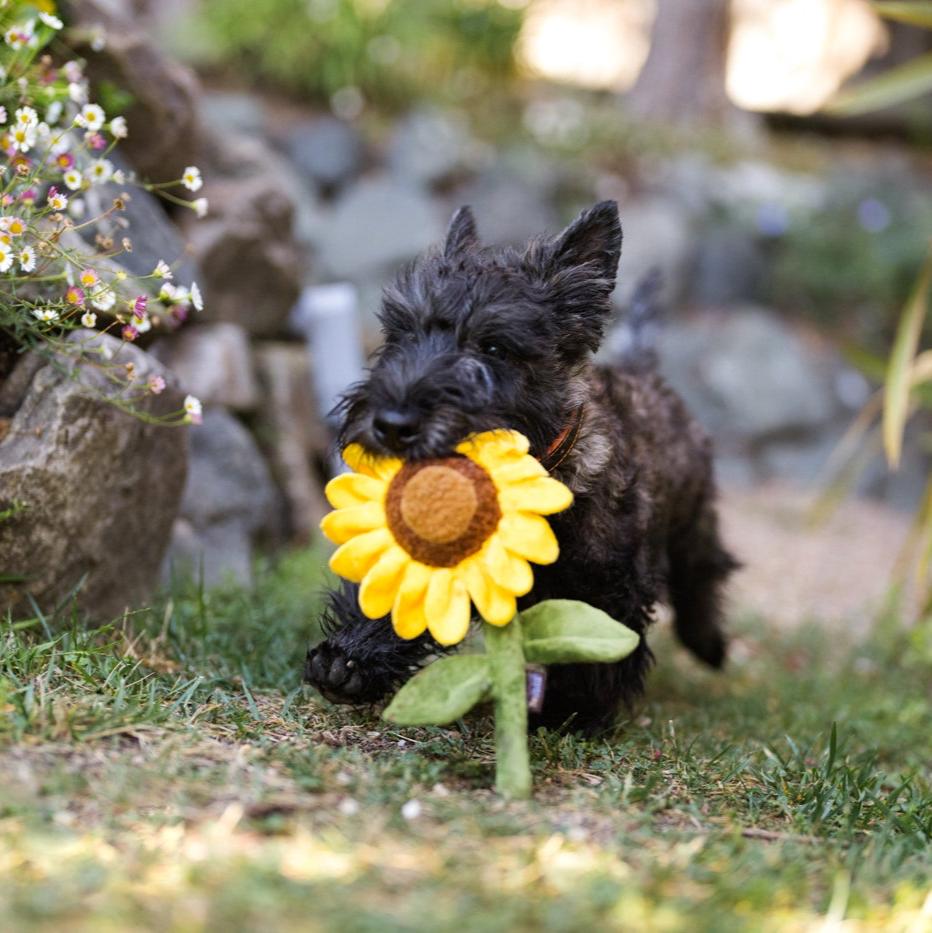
[65,285,85,306]
[133,294,148,321]
[147,375,166,395]
[122,324,138,342]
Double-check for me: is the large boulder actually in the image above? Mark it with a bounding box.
[164,409,279,587]
[387,107,486,189]
[659,308,840,444]
[283,116,367,194]
[316,175,444,279]
[181,133,303,336]
[152,324,259,412]
[63,0,202,182]
[0,331,187,620]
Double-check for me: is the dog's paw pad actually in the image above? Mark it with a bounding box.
[305,643,369,704]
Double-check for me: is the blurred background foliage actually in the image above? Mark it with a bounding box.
[193,0,524,109]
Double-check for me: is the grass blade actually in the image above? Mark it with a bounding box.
[873,1,932,27]
[827,53,932,114]
[883,246,932,468]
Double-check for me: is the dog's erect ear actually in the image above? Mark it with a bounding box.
[444,205,479,259]
[550,200,622,284]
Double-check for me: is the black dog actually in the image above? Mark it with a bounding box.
[305,200,737,732]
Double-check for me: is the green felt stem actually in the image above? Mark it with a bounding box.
[484,615,531,800]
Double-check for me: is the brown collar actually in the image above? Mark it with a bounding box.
[540,405,585,473]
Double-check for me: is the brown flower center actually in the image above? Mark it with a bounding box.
[386,456,501,567]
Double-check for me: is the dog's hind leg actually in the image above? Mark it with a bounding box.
[304,582,440,705]
[667,494,738,669]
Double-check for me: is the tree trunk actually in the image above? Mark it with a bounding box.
[628,0,735,127]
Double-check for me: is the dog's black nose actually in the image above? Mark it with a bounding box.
[372,408,420,452]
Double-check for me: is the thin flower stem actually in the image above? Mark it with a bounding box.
[484,615,531,800]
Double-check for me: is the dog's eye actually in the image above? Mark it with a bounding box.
[481,341,507,360]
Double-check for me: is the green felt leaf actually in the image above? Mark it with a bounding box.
[383,655,491,725]
[521,599,640,664]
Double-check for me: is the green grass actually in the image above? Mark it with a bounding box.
[1,549,930,931]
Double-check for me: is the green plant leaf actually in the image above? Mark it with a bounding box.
[884,246,932,468]
[873,2,932,28]
[383,655,490,725]
[521,600,640,664]
[826,53,932,114]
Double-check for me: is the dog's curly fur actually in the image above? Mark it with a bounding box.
[304,200,738,733]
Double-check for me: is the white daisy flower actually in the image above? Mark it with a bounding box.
[88,158,114,184]
[192,197,208,218]
[18,245,35,272]
[5,28,26,50]
[63,169,83,191]
[1,217,26,237]
[91,287,116,311]
[10,125,36,152]
[68,82,86,104]
[181,166,202,192]
[81,311,98,328]
[135,315,152,333]
[48,190,68,211]
[75,103,105,131]
[0,247,12,273]
[190,281,204,311]
[153,259,172,280]
[183,394,203,423]
[0,106,6,125]
[14,106,38,129]
[39,12,64,30]
[109,115,128,139]
[33,308,59,323]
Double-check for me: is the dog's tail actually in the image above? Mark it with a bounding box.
[608,267,664,371]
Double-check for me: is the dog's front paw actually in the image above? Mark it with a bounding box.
[304,640,388,705]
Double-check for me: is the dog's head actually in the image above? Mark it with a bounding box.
[337,200,622,460]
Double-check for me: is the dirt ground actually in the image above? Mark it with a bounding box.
[719,482,917,633]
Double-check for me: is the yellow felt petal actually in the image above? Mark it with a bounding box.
[341,444,402,482]
[457,430,529,472]
[462,558,516,627]
[483,534,535,596]
[425,569,472,646]
[392,561,431,640]
[492,456,548,485]
[498,512,560,565]
[325,472,385,509]
[359,545,410,619]
[499,476,573,516]
[329,528,393,583]
[319,502,384,545]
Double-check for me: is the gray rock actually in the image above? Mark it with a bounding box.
[317,176,444,279]
[83,153,200,288]
[387,108,484,188]
[0,331,187,620]
[254,343,331,543]
[659,308,839,443]
[613,196,696,307]
[152,324,259,411]
[453,166,558,247]
[200,90,266,138]
[180,150,302,336]
[690,224,764,307]
[165,409,278,587]
[284,117,366,193]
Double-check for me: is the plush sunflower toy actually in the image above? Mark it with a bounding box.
[321,429,638,798]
